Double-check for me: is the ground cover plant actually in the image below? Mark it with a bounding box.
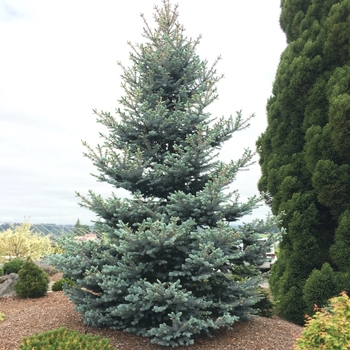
[50,0,279,346]
[20,327,116,350]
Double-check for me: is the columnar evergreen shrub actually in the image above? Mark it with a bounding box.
[295,292,350,350]
[20,327,116,350]
[329,210,350,271]
[50,1,279,346]
[257,0,350,324]
[14,260,49,298]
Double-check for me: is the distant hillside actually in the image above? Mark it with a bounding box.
[0,223,92,236]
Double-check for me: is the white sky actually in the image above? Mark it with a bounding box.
[0,0,287,225]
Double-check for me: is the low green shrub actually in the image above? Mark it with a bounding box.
[253,287,275,318]
[303,263,350,317]
[3,258,25,274]
[20,327,116,349]
[0,267,3,277]
[0,312,5,321]
[51,278,75,292]
[295,291,350,349]
[303,262,338,317]
[14,260,49,298]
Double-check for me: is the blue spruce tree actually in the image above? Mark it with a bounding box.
[51,1,278,346]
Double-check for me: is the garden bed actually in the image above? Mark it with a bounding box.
[0,274,302,350]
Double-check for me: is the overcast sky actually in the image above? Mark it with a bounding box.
[0,0,287,226]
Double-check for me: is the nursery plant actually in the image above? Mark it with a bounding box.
[20,327,116,350]
[2,258,25,274]
[51,278,75,292]
[257,0,350,324]
[50,0,279,346]
[14,260,49,298]
[295,292,350,349]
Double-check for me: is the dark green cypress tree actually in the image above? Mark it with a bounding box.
[51,1,278,346]
[257,0,350,324]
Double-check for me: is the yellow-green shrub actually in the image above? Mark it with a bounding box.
[20,327,116,350]
[0,222,52,263]
[295,292,350,350]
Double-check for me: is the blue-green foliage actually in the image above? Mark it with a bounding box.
[51,218,279,346]
[50,1,279,346]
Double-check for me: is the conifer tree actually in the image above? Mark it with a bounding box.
[73,218,90,236]
[51,1,278,346]
[257,0,350,324]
